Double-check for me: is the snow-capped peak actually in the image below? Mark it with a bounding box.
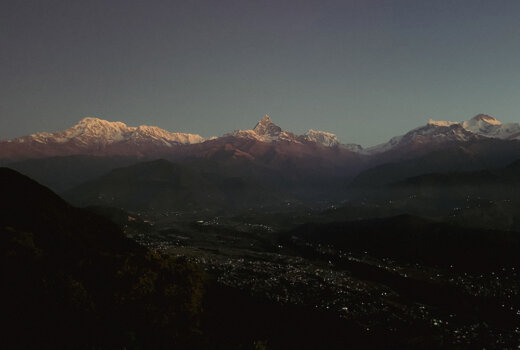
[252,115,282,138]
[133,125,205,144]
[304,129,340,147]
[470,114,502,125]
[227,115,291,142]
[68,117,130,142]
[461,114,520,140]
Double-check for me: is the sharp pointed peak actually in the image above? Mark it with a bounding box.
[256,114,272,125]
[253,114,277,128]
[253,114,282,136]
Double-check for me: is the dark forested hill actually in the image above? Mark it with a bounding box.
[0,167,204,349]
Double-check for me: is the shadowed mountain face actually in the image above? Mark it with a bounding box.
[351,139,520,187]
[4,155,140,192]
[6,139,520,219]
[0,168,204,349]
[62,159,302,214]
[327,158,520,232]
[394,159,520,188]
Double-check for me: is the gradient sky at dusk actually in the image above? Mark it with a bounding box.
[2,0,520,146]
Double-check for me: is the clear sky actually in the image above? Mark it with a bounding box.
[2,0,520,147]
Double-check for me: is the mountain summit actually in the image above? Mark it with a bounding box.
[253,115,282,138]
[460,114,519,139]
[470,114,502,125]
[228,115,296,142]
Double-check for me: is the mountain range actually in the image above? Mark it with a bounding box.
[364,114,520,153]
[2,113,520,215]
[3,113,519,161]
[0,115,350,160]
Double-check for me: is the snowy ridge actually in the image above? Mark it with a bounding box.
[429,114,520,140]
[3,113,519,159]
[366,114,520,154]
[365,121,480,154]
[227,115,357,149]
[304,129,340,147]
[12,117,205,146]
[427,119,459,127]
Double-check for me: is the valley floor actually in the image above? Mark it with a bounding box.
[130,213,520,349]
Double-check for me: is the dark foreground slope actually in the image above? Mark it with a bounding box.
[0,168,203,349]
